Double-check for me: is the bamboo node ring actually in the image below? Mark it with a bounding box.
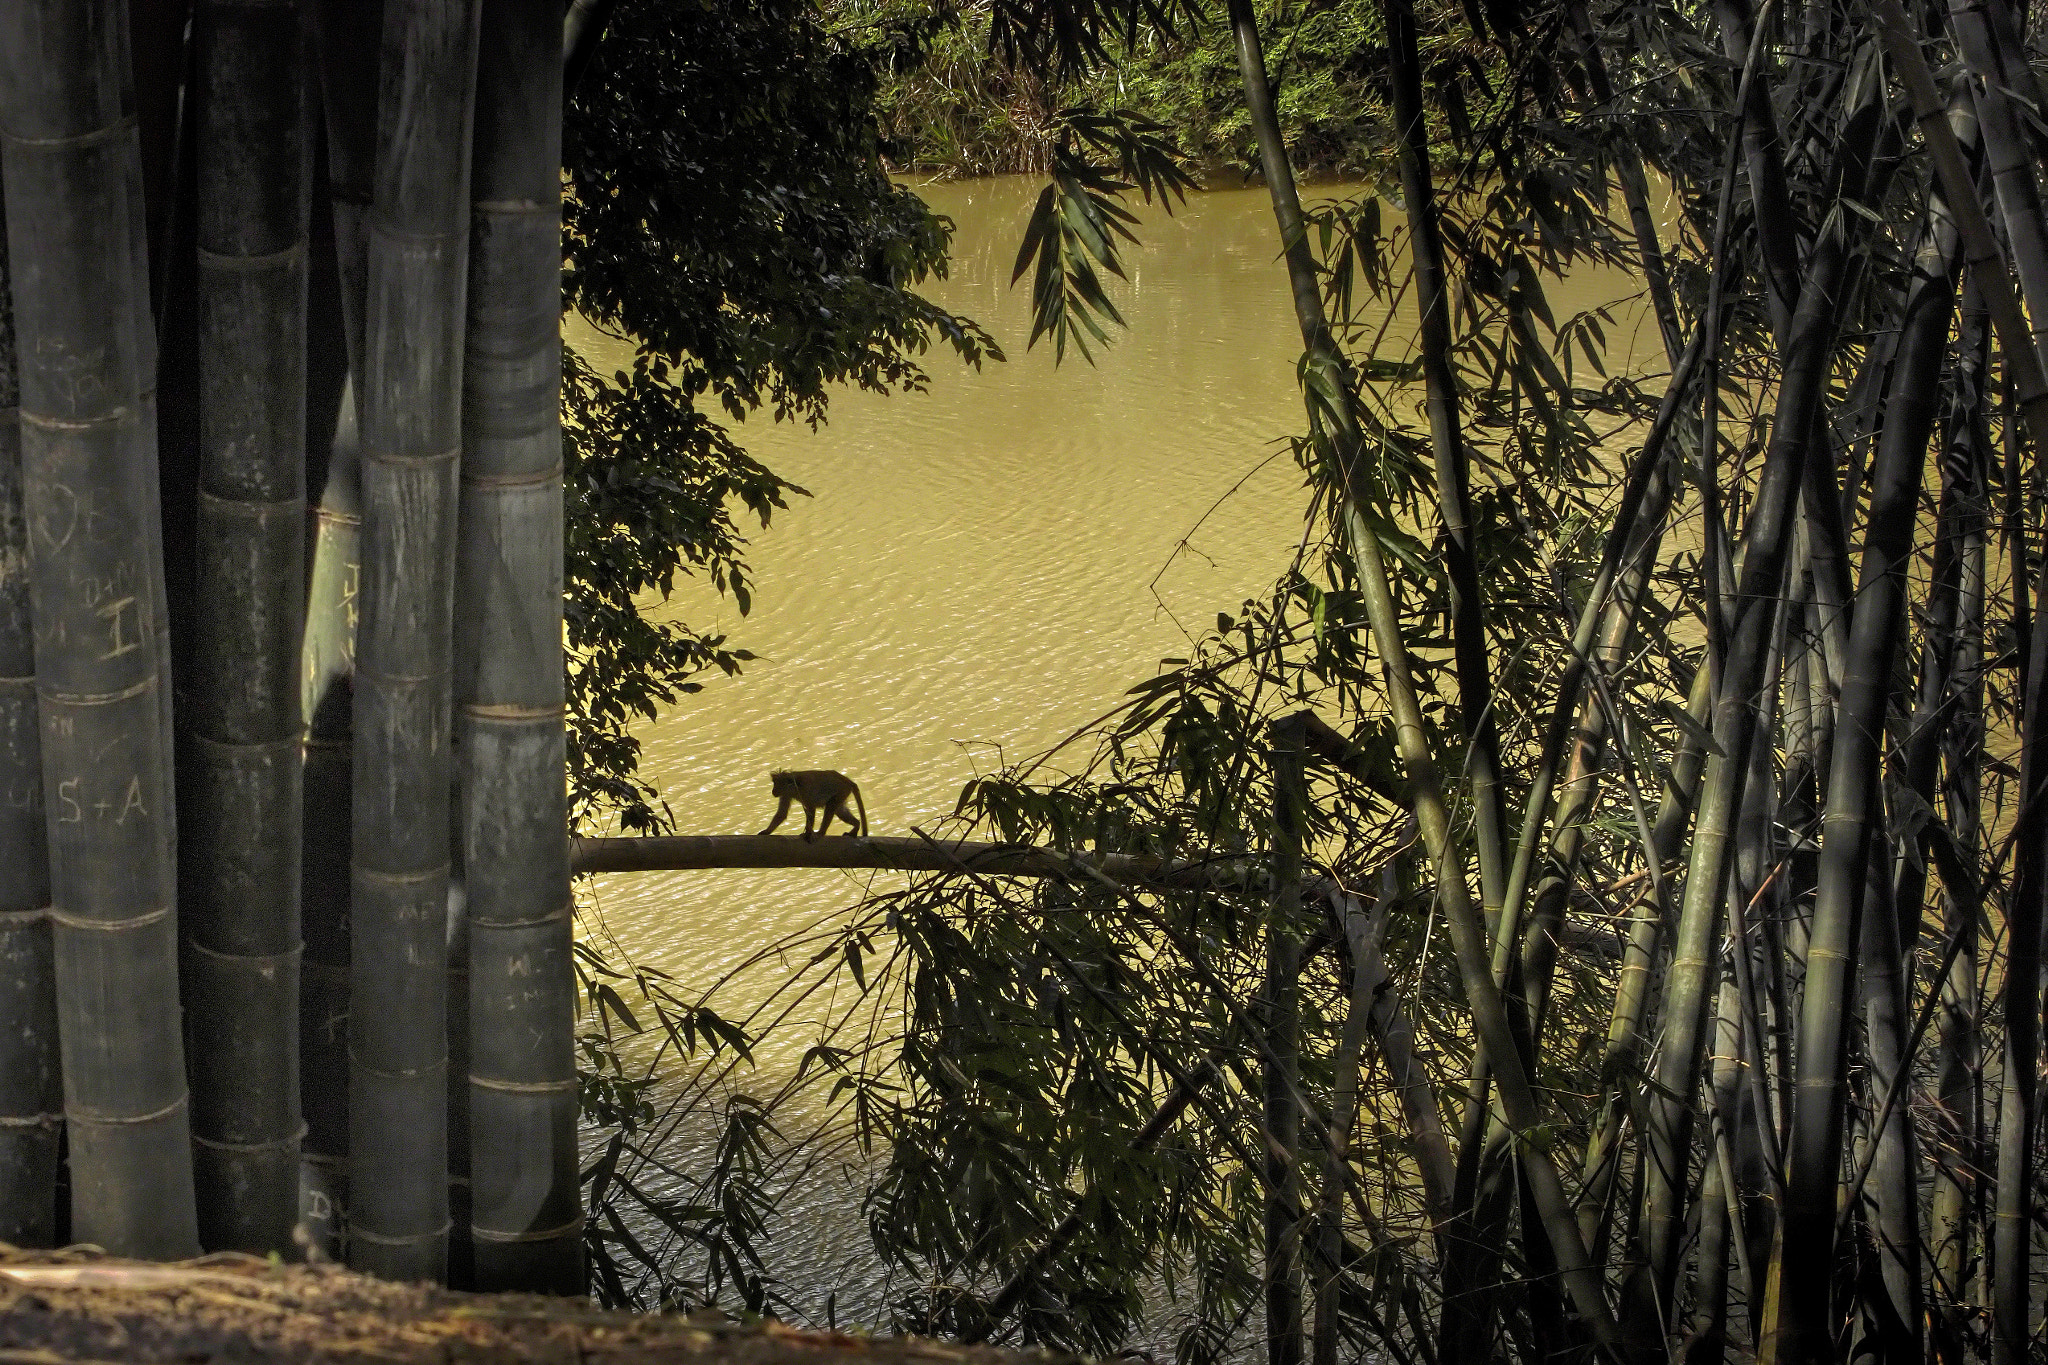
[0,116,139,152]
[348,1221,453,1247]
[49,905,171,931]
[193,1124,307,1154]
[469,1075,578,1095]
[471,1213,585,1244]
[71,1094,188,1126]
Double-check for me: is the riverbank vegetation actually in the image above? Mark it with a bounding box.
[831,0,1392,180]
[577,2,2048,1364]
[832,0,1386,179]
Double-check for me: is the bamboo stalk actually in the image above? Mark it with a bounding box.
[458,0,579,1295]
[1374,0,1508,924]
[1760,129,1962,1365]
[1578,624,1714,1258]
[0,0,199,1259]
[1567,50,1773,1247]
[1894,290,1981,953]
[349,0,482,1285]
[1342,501,1623,1352]
[1638,112,1862,1345]
[1263,715,1307,1365]
[1929,302,1988,1321]
[1691,975,1747,1365]
[1868,0,2048,448]
[0,170,60,1248]
[1856,847,1923,1359]
[300,0,383,1263]
[1946,0,2048,371]
[1566,0,1684,368]
[561,0,619,98]
[182,0,311,1257]
[1710,0,1802,343]
[1334,892,1454,1217]
[1225,1,1632,1345]
[1861,9,2048,1359]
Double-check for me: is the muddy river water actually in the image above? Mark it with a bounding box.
[564,174,1662,1327]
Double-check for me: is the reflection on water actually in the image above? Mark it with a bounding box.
[568,174,1656,1329]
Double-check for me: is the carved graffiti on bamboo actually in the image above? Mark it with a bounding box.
[53,774,145,824]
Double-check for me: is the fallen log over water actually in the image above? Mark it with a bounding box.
[568,837,1625,956]
[570,834,1258,890]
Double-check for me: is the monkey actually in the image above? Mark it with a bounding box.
[758,770,868,842]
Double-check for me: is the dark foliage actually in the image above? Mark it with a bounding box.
[560,0,1000,831]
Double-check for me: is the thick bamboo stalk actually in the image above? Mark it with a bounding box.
[0,0,199,1259]
[1710,0,1802,344]
[1869,0,2048,447]
[349,0,482,1285]
[1860,11,2048,1360]
[1929,315,1988,1317]
[1893,296,1980,951]
[1760,146,1961,1365]
[300,0,382,1263]
[561,0,618,98]
[1578,628,1714,1258]
[458,0,578,1295]
[182,0,311,1257]
[1374,0,1508,923]
[1263,715,1306,1365]
[1947,0,2048,371]
[1691,976,1747,1365]
[1857,848,1922,1359]
[1335,892,1453,1216]
[1639,124,1862,1342]
[0,172,61,1247]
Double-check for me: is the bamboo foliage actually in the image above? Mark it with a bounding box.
[803,0,2048,1359]
[0,0,198,1260]
[1227,10,1624,1350]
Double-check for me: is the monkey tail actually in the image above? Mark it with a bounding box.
[853,785,869,838]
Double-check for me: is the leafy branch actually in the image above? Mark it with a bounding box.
[1011,107,1198,361]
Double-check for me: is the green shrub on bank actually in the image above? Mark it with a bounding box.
[831,0,1390,181]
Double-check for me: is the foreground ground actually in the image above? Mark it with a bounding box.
[0,1245,1059,1365]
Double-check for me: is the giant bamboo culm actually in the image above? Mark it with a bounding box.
[0,0,199,1259]
[349,0,482,1284]
[298,0,385,1263]
[0,161,60,1250]
[182,0,312,1257]
[457,0,581,1295]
